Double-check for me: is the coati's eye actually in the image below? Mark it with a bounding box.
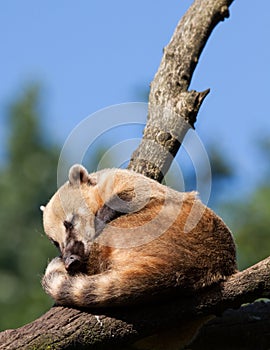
[63,220,73,231]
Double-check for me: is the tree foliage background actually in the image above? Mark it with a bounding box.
[0,84,269,331]
[0,86,58,330]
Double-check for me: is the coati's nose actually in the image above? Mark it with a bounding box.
[63,254,80,271]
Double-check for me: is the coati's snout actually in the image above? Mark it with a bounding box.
[62,240,88,274]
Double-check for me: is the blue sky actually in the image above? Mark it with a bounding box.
[1,1,270,197]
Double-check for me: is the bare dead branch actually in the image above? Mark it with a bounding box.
[128,0,233,182]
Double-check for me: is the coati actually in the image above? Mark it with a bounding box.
[41,164,237,308]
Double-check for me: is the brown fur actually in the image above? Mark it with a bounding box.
[41,165,237,308]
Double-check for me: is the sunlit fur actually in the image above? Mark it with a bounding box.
[42,164,237,308]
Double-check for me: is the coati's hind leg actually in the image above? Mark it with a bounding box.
[42,257,156,308]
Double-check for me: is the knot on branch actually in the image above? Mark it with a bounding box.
[175,89,210,128]
[220,5,230,20]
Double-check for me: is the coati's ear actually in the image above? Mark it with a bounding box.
[68,164,96,186]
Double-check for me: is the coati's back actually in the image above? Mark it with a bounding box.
[42,165,237,307]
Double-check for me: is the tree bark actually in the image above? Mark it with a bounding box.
[190,301,270,350]
[2,0,269,349]
[128,0,233,182]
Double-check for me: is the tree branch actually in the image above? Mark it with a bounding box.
[1,256,270,349]
[190,301,270,349]
[128,0,233,182]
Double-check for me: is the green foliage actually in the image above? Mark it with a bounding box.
[224,183,270,271]
[0,86,58,330]
[221,140,270,271]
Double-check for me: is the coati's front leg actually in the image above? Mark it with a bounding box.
[42,257,71,305]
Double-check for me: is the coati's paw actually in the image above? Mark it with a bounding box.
[45,257,66,275]
[42,257,68,299]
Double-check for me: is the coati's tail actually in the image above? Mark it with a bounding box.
[42,257,160,307]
